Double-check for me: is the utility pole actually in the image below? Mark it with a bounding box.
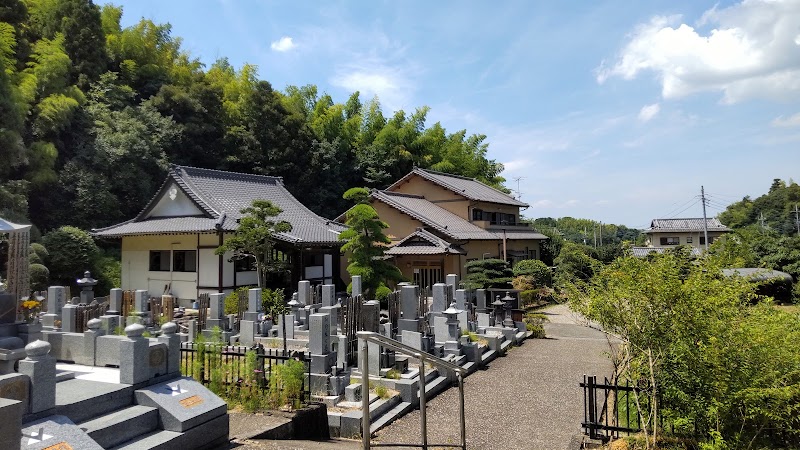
[759,212,767,231]
[583,226,587,245]
[701,186,709,251]
[794,204,800,235]
[593,224,597,248]
[599,222,603,247]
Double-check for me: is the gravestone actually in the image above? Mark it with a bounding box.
[477,313,491,328]
[42,286,67,331]
[361,301,380,332]
[277,314,295,339]
[134,290,148,313]
[206,293,226,330]
[476,289,487,313]
[446,274,459,290]
[401,330,424,351]
[107,288,123,315]
[60,304,77,333]
[321,284,336,307]
[431,283,447,312]
[243,288,261,322]
[433,316,449,344]
[351,275,362,298]
[454,289,468,310]
[400,285,419,319]
[309,314,335,374]
[297,280,311,305]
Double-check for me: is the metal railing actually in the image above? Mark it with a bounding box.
[357,331,467,450]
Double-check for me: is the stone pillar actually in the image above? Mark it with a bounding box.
[108,288,123,315]
[134,290,148,313]
[321,284,336,307]
[0,398,22,450]
[18,340,56,413]
[61,304,78,333]
[351,275,362,298]
[245,288,261,320]
[187,319,197,343]
[42,286,66,331]
[157,322,181,376]
[398,285,420,333]
[476,289,487,313]
[431,283,447,312]
[361,300,380,332]
[297,280,311,305]
[119,324,149,385]
[78,318,104,366]
[205,293,226,330]
[446,274,460,290]
[454,289,469,330]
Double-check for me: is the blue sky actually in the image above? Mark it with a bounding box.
[108,0,800,228]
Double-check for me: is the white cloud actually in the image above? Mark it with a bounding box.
[330,61,415,113]
[597,0,800,103]
[638,103,660,122]
[532,199,553,209]
[501,159,533,173]
[772,112,800,127]
[270,36,296,52]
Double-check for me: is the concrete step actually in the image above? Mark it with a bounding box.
[52,379,134,424]
[369,401,413,433]
[481,349,498,364]
[109,429,182,450]
[423,376,450,399]
[55,370,75,382]
[109,413,229,450]
[80,405,159,448]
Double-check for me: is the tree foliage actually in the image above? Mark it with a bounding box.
[41,225,98,286]
[338,187,401,298]
[569,254,800,448]
[215,200,291,289]
[462,258,512,290]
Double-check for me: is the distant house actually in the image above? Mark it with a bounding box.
[338,168,547,288]
[93,165,346,301]
[643,218,730,250]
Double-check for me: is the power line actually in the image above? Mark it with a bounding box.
[662,196,701,219]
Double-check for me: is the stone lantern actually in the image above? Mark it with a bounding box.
[502,292,515,328]
[76,271,98,305]
[491,296,505,326]
[442,302,464,356]
[287,294,301,325]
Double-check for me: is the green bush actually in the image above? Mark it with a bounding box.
[42,226,99,286]
[374,384,389,399]
[29,263,49,291]
[262,288,287,320]
[94,255,120,295]
[512,259,551,286]
[224,286,255,316]
[375,283,392,307]
[523,312,549,338]
[30,242,49,262]
[462,258,513,290]
[28,252,43,265]
[385,369,400,379]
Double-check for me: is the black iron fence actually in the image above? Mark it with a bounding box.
[180,342,311,404]
[581,375,644,442]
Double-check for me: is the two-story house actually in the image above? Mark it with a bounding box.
[339,168,547,288]
[642,218,730,250]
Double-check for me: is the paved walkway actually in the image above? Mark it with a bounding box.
[230,304,614,450]
[372,304,615,450]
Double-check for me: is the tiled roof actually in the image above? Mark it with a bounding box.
[631,246,702,258]
[93,165,346,245]
[385,228,466,256]
[721,268,793,282]
[372,191,547,242]
[644,218,730,233]
[385,168,527,207]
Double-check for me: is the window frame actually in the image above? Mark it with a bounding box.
[172,250,197,273]
[149,250,171,272]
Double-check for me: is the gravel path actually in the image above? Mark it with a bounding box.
[372,303,615,450]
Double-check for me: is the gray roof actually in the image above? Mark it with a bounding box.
[385,228,467,256]
[644,218,730,234]
[93,165,346,245]
[385,168,527,207]
[631,246,702,258]
[372,191,547,242]
[721,268,793,282]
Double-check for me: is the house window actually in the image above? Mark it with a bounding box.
[472,209,483,221]
[528,249,537,260]
[149,251,171,271]
[660,237,680,245]
[699,236,715,246]
[234,255,256,272]
[686,236,693,244]
[173,250,197,272]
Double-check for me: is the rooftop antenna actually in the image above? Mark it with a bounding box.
[512,176,526,201]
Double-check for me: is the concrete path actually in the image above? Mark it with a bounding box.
[372,303,615,450]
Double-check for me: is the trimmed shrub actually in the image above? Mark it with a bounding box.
[29,263,49,291]
[375,283,392,308]
[42,226,99,286]
[512,259,551,286]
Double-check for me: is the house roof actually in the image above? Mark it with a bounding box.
[721,268,793,282]
[371,190,547,242]
[644,218,730,234]
[630,246,702,258]
[93,165,346,245]
[385,228,467,256]
[385,167,527,207]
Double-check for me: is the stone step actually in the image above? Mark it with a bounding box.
[109,413,229,450]
[55,370,75,382]
[369,401,413,434]
[481,349,497,364]
[52,379,134,424]
[423,376,450,398]
[80,405,159,448]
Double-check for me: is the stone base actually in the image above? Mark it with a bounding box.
[134,377,227,432]
[41,314,60,332]
[21,415,103,450]
[99,315,121,335]
[397,318,420,334]
[310,353,337,374]
[0,398,21,450]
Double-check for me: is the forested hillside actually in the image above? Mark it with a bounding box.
[0,0,505,232]
[719,178,800,235]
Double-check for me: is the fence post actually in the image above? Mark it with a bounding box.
[588,375,596,440]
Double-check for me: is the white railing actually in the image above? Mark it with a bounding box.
[357,331,466,450]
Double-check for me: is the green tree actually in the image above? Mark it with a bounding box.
[41,226,99,286]
[570,254,800,448]
[553,242,601,289]
[462,258,513,290]
[338,187,401,298]
[215,200,291,289]
[512,259,551,286]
